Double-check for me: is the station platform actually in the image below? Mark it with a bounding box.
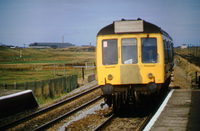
[0,90,38,119]
[144,89,200,131]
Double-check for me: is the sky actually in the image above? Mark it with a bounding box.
[0,0,200,47]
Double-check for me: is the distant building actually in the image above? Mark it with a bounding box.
[29,42,74,49]
[181,44,187,49]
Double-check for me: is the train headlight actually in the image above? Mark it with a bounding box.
[148,73,153,79]
[108,74,113,80]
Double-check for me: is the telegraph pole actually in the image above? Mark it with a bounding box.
[62,35,64,43]
[20,50,22,58]
[64,63,66,77]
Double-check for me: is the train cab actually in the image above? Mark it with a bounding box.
[96,19,173,107]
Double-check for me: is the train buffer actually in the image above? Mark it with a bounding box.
[0,90,38,119]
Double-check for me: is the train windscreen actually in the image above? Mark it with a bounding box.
[142,38,157,63]
[102,39,118,65]
[121,38,137,64]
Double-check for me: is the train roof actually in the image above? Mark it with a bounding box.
[97,18,172,40]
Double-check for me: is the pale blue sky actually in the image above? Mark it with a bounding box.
[0,0,200,47]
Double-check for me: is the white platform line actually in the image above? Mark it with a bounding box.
[143,89,174,131]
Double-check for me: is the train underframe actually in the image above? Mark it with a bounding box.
[100,77,171,112]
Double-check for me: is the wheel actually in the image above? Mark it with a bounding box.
[122,91,128,105]
[113,93,122,113]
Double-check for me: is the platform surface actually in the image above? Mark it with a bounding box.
[0,90,38,119]
[0,90,22,97]
[187,90,200,130]
[146,89,200,131]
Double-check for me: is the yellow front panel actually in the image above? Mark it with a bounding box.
[96,35,121,85]
[97,65,121,85]
[96,33,165,85]
[120,64,165,84]
[120,65,142,84]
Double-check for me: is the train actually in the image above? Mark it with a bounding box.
[96,18,173,111]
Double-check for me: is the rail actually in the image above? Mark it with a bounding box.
[0,85,100,130]
[34,96,101,131]
[94,113,115,131]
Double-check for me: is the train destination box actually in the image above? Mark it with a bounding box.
[114,20,144,33]
[0,90,38,119]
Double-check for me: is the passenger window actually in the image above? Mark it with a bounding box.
[121,38,137,64]
[142,38,157,63]
[102,39,118,65]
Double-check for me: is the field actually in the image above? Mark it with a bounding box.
[1,46,199,105]
[174,47,200,86]
[174,47,200,66]
[0,46,96,85]
[1,46,199,86]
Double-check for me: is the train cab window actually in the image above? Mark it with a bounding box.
[142,38,157,63]
[102,39,118,65]
[121,38,137,64]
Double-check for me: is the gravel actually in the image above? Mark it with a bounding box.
[57,99,110,131]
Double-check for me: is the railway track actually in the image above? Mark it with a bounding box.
[64,98,161,130]
[93,110,151,131]
[93,89,170,131]
[0,85,101,130]
[34,96,101,131]
[62,88,170,131]
[1,84,171,131]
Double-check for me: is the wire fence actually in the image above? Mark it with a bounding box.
[1,75,78,98]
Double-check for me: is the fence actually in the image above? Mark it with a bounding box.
[191,71,200,89]
[1,75,78,98]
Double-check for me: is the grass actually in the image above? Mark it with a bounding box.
[174,48,200,83]
[36,93,68,105]
[174,47,200,66]
[0,46,96,105]
[0,46,95,85]
[173,54,200,89]
[0,46,95,64]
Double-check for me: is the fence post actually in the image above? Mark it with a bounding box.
[33,80,36,95]
[72,75,75,90]
[54,78,56,94]
[3,83,6,90]
[75,74,78,88]
[71,75,74,90]
[63,77,66,92]
[195,71,198,84]
[68,75,71,92]
[59,77,62,94]
[48,79,51,97]
[54,64,56,78]
[66,76,69,92]
[24,82,27,90]
[14,82,17,90]
[48,79,54,98]
[64,63,66,77]
[74,75,77,89]
[41,80,44,96]
[82,67,84,80]
[74,75,76,89]
[85,62,88,70]
[199,76,200,89]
